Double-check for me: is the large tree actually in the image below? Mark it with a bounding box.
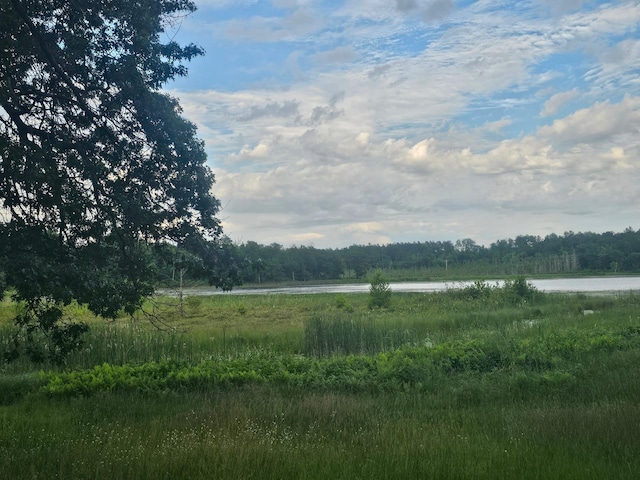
[0,0,232,362]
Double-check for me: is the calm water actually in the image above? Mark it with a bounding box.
[173,276,640,296]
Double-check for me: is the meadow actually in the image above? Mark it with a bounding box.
[1,280,640,479]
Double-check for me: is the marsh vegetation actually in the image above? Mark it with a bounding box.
[2,281,640,479]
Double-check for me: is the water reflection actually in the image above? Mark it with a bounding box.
[169,276,640,297]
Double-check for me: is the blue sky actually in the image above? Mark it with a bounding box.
[165,0,640,248]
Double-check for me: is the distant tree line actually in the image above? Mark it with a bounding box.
[3,229,638,295]
[225,228,640,284]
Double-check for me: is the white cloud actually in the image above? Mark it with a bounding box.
[586,38,640,89]
[541,89,579,117]
[222,9,324,42]
[235,141,271,159]
[310,46,360,65]
[348,222,384,233]
[237,100,300,121]
[222,94,638,246]
[535,0,585,15]
[538,95,640,145]
[483,118,512,133]
[290,232,325,243]
[395,0,418,13]
[422,0,455,23]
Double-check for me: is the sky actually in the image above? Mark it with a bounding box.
[164,0,640,249]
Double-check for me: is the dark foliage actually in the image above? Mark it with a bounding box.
[0,0,239,361]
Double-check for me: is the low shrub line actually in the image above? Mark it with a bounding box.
[40,325,640,396]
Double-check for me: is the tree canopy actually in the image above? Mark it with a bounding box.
[230,228,640,284]
[0,0,235,362]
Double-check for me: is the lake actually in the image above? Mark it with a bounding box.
[171,276,640,297]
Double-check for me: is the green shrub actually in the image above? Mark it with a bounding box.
[461,280,494,300]
[334,294,353,312]
[502,277,539,305]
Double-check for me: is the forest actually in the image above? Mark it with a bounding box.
[153,227,640,287]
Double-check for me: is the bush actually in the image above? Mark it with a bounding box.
[502,277,539,305]
[334,294,353,312]
[461,280,494,300]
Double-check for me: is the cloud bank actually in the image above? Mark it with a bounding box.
[166,0,640,247]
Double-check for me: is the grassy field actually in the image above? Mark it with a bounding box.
[1,281,640,479]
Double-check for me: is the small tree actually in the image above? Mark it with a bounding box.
[368,270,392,309]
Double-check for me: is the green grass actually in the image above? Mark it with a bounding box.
[2,284,640,479]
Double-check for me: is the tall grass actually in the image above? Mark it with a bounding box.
[304,313,428,357]
[2,379,640,479]
[303,279,571,358]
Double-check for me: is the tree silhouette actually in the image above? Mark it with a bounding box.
[0,0,233,362]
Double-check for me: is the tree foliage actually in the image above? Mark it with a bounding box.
[0,0,237,362]
[368,270,392,309]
